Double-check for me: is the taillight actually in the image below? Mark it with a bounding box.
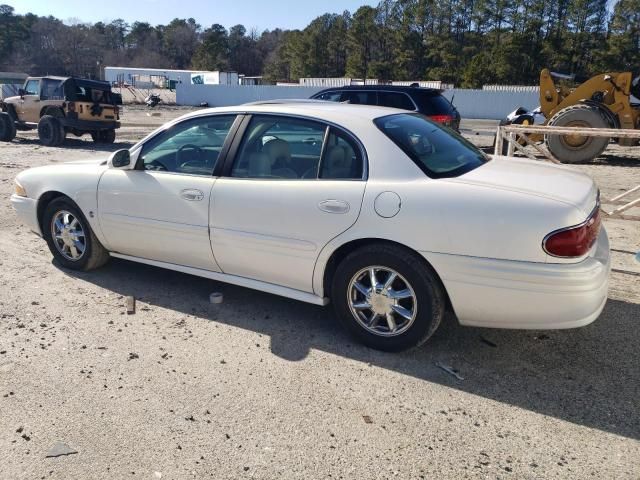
[543,207,601,258]
[429,114,454,125]
[67,102,75,112]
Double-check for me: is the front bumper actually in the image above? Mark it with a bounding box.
[422,228,611,329]
[11,194,41,237]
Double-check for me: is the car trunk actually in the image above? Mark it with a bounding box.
[453,156,599,217]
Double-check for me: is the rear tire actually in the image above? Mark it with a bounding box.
[545,104,610,163]
[38,115,63,146]
[0,112,16,141]
[102,129,116,144]
[331,243,445,352]
[42,197,110,271]
[91,130,116,143]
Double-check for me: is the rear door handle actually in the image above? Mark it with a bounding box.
[318,199,350,214]
[180,188,204,201]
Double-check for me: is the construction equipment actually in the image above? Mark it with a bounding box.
[500,68,640,162]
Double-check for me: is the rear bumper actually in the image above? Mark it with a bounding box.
[421,228,611,329]
[62,118,120,131]
[11,194,41,236]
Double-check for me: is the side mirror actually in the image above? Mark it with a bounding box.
[18,88,26,98]
[108,149,131,169]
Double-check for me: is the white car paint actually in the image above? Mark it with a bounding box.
[11,103,610,330]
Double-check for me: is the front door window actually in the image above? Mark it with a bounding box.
[139,115,236,176]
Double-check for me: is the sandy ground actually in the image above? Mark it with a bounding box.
[0,106,638,479]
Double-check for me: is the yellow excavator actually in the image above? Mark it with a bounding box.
[500,68,640,162]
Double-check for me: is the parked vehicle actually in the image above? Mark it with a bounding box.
[11,102,610,351]
[311,85,461,131]
[0,76,121,146]
[499,68,640,162]
[145,93,161,108]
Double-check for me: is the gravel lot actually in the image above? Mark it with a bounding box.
[1,106,639,479]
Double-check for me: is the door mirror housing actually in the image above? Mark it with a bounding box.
[108,149,131,169]
[18,88,26,98]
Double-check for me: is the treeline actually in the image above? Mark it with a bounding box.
[0,0,638,87]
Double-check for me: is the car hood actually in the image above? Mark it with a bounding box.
[451,156,598,216]
[64,157,110,166]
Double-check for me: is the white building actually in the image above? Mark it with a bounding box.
[104,67,238,88]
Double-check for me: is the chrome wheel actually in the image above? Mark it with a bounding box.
[347,266,417,337]
[51,210,86,261]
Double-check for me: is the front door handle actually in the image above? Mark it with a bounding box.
[180,188,204,201]
[318,199,350,214]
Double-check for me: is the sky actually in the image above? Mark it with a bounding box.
[6,0,379,30]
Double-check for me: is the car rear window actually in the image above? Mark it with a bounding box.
[374,113,488,178]
[413,92,455,115]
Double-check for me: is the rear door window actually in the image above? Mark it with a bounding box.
[339,91,377,106]
[378,92,415,111]
[231,115,326,179]
[40,79,64,100]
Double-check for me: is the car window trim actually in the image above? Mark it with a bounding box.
[133,113,245,177]
[220,112,369,181]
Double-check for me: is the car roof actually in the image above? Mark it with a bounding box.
[28,76,69,81]
[179,102,408,124]
[314,85,443,94]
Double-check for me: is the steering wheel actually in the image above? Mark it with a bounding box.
[145,160,168,171]
[177,144,205,166]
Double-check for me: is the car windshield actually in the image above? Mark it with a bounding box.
[374,113,488,178]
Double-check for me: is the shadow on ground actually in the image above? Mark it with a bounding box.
[62,258,640,441]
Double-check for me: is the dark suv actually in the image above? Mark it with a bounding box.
[311,85,460,131]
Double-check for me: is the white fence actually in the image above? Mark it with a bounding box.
[482,85,539,92]
[0,83,21,99]
[176,84,541,120]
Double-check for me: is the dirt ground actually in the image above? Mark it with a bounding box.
[0,106,638,479]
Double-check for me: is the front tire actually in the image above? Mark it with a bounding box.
[43,198,110,271]
[38,115,64,146]
[331,244,445,351]
[545,104,610,163]
[0,112,16,141]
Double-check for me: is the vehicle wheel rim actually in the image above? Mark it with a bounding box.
[51,210,86,261]
[560,120,591,149]
[347,266,417,337]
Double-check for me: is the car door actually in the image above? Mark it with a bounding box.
[18,79,41,123]
[97,114,239,271]
[210,114,367,293]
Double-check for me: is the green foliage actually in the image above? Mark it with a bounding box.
[0,1,636,86]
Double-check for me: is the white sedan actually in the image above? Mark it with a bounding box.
[11,103,610,351]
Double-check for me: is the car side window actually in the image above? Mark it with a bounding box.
[316,91,342,101]
[339,91,377,105]
[23,80,39,96]
[378,92,415,111]
[139,115,236,176]
[40,79,64,100]
[319,128,364,180]
[231,115,326,179]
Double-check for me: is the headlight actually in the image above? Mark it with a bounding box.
[14,180,27,197]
